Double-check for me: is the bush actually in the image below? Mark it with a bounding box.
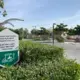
[0,60,80,80]
[0,41,80,80]
[19,41,64,63]
[56,36,64,42]
[32,35,49,41]
[33,37,41,41]
[41,35,49,40]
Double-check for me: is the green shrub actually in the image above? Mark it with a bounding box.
[0,41,80,80]
[33,37,41,41]
[41,35,49,40]
[19,41,64,63]
[0,60,80,80]
[32,35,49,41]
[56,36,64,42]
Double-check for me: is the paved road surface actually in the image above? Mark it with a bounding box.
[54,42,80,63]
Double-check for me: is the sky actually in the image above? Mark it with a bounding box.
[2,0,80,31]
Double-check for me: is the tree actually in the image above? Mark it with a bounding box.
[9,28,27,40]
[74,25,80,35]
[18,28,24,40]
[67,28,76,35]
[24,28,28,38]
[54,23,67,35]
[31,27,50,40]
[31,29,38,35]
[0,0,7,17]
[40,27,50,35]
[31,27,50,35]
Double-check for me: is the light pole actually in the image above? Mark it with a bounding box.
[52,23,56,45]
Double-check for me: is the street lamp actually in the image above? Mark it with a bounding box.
[52,23,56,45]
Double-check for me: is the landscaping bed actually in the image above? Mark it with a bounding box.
[0,41,80,80]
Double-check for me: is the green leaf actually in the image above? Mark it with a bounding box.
[0,0,4,8]
[3,10,7,17]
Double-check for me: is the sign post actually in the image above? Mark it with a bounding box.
[0,29,19,67]
[52,23,56,45]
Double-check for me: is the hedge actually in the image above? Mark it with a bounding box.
[0,60,80,80]
[56,36,64,42]
[19,41,64,63]
[0,41,80,80]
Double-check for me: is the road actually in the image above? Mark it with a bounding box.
[55,42,80,63]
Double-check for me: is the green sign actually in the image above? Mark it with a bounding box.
[0,50,19,66]
[0,29,19,67]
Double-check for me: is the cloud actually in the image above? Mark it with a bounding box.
[2,0,80,30]
[50,10,80,28]
[36,10,80,29]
